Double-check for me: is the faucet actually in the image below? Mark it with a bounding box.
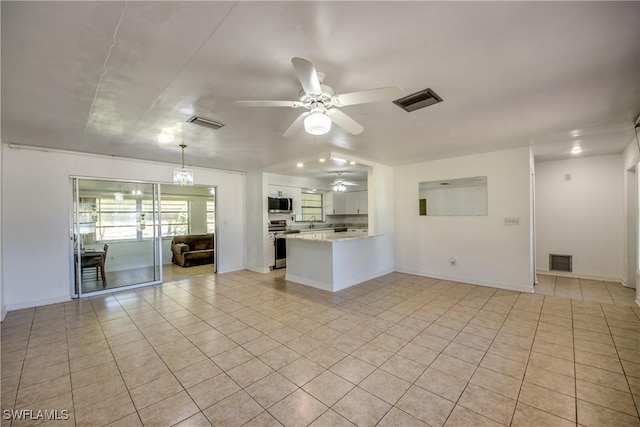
[309,215,316,229]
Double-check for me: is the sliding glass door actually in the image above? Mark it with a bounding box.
[71,178,161,296]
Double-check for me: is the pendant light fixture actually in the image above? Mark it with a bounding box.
[173,143,194,186]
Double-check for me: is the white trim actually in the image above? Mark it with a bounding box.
[216,265,246,274]
[6,143,245,176]
[1,305,7,322]
[536,269,622,284]
[396,268,535,293]
[287,267,395,293]
[6,295,71,312]
[78,281,162,298]
[247,266,270,274]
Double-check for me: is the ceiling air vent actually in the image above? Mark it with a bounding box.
[393,88,442,112]
[187,116,225,130]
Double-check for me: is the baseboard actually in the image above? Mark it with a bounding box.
[395,268,535,293]
[536,269,622,283]
[216,265,246,274]
[1,305,7,322]
[636,298,640,308]
[246,266,270,274]
[5,295,72,312]
[621,278,637,289]
[286,267,394,293]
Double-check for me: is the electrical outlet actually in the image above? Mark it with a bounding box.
[504,217,519,225]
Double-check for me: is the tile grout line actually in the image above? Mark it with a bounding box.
[599,301,640,419]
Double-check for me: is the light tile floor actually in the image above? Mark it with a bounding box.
[535,274,638,307]
[81,264,215,294]
[2,271,639,426]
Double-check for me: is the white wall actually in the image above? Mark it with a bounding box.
[245,171,268,273]
[1,145,245,310]
[535,154,624,281]
[394,147,534,292]
[0,143,5,321]
[622,139,640,304]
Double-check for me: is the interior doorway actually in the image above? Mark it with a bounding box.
[160,184,217,280]
[70,179,217,297]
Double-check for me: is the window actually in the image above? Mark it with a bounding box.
[206,199,216,233]
[94,198,155,241]
[301,193,323,222]
[89,197,189,241]
[159,199,190,237]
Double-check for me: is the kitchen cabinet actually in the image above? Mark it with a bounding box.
[325,192,345,215]
[344,191,368,215]
[266,233,275,268]
[268,185,292,198]
[290,187,302,218]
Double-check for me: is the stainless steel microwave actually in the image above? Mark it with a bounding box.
[268,197,293,213]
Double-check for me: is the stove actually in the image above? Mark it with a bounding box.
[268,219,287,232]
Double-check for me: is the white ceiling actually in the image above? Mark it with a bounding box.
[2,2,639,179]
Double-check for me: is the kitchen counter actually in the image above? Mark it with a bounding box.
[284,232,384,292]
[284,231,376,241]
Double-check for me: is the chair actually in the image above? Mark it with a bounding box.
[82,244,108,287]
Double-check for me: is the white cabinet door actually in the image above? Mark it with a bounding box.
[333,192,346,214]
[268,185,292,198]
[266,234,275,267]
[345,192,359,214]
[324,192,333,216]
[325,191,346,215]
[290,187,302,217]
[359,191,368,214]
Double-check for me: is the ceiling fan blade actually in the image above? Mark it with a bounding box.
[291,57,322,95]
[236,100,303,108]
[327,109,364,135]
[283,112,309,137]
[332,86,403,106]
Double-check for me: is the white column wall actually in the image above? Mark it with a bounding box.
[1,145,245,310]
[535,154,624,281]
[394,147,534,292]
[623,139,640,305]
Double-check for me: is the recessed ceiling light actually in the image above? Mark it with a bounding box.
[332,157,347,163]
[297,162,304,168]
[319,158,326,163]
[570,146,583,154]
[350,161,356,165]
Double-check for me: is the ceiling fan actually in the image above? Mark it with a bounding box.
[237,57,402,136]
[331,171,360,192]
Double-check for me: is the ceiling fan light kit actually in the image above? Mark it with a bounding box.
[304,111,331,135]
[238,57,402,137]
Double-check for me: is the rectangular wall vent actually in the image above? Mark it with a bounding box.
[393,88,442,112]
[187,116,225,130]
[549,254,572,272]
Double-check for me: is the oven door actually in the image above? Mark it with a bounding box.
[274,235,287,269]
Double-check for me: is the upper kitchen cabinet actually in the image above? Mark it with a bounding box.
[345,190,368,215]
[326,191,367,215]
[268,185,292,198]
[325,192,346,215]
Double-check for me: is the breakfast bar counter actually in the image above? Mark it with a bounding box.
[283,232,383,292]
